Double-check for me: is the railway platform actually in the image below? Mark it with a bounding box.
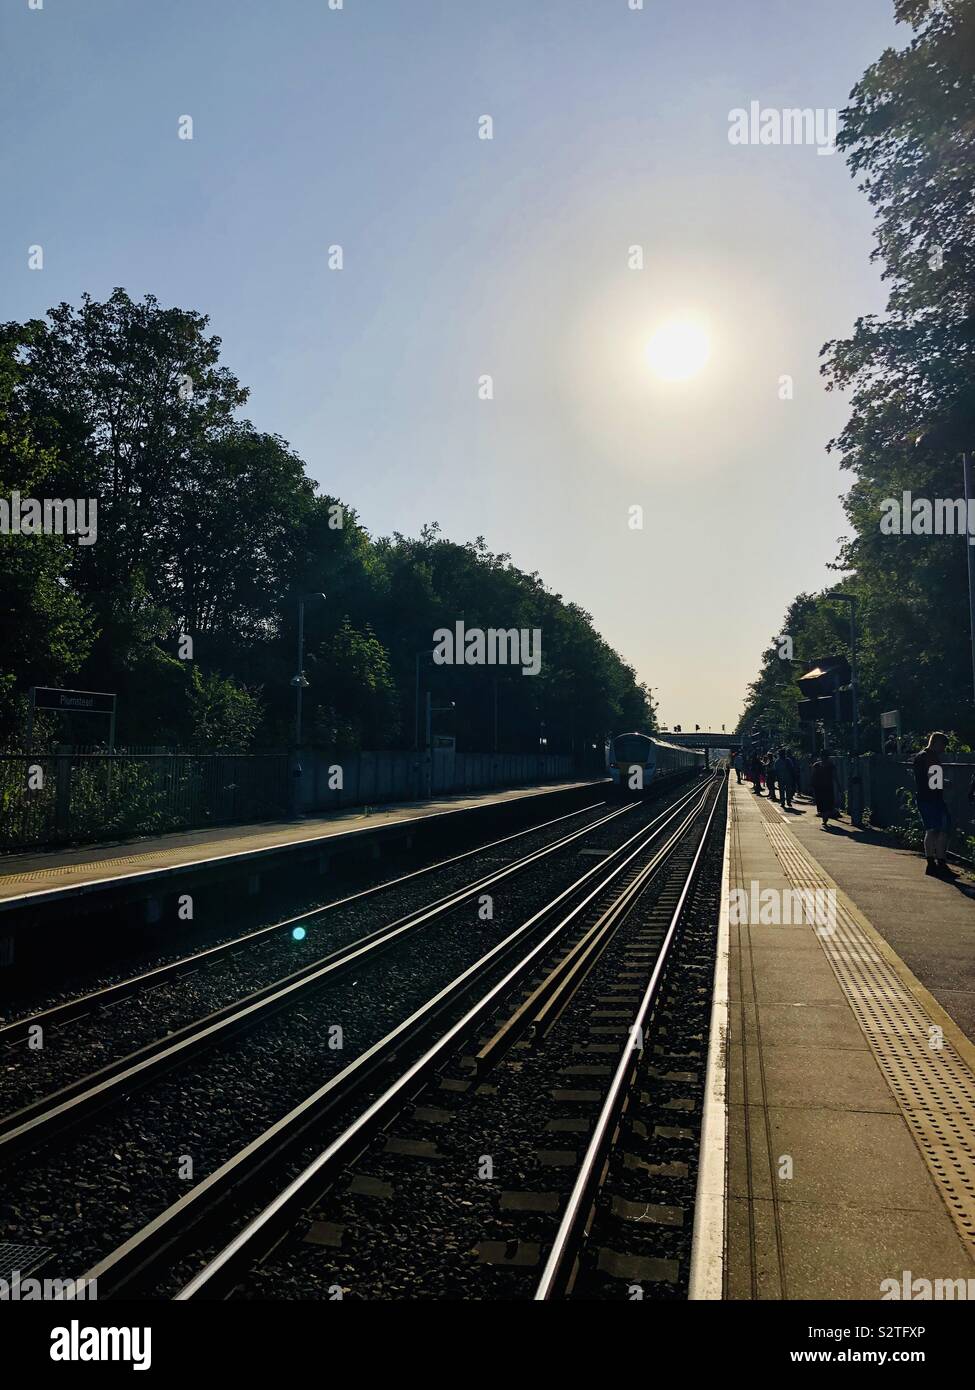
[696,776,975,1301]
[0,778,600,916]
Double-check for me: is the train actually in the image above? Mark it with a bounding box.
[606,731,707,793]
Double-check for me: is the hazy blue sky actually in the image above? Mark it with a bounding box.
[2,0,901,730]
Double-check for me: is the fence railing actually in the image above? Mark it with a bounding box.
[294,749,575,813]
[0,746,579,852]
[0,750,291,851]
[786,753,975,851]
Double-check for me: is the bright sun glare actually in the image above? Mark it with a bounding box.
[645,318,712,382]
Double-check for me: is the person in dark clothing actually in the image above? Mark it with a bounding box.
[765,753,777,803]
[913,732,956,878]
[811,751,839,828]
[750,752,763,792]
[732,751,743,783]
[786,749,801,797]
[774,747,795,808]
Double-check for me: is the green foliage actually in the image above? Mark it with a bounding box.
[890,785,924,850]
[1,292,649,755]
[307,619,398,751]
[187,668,263,752]
[0,340,96,734]
[744,3,975,745]
[67,761,182,841]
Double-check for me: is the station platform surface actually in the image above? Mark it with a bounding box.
[0,779,599,911]
[717,776,975,1300]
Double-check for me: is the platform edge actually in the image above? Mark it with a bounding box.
[687,778,731,1300]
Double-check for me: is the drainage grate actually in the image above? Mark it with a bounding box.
[764,821,975,1257]
[0,1241,51,1282]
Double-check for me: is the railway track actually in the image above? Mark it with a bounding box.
[535,781,723,1299]
[52,773,725,1301]
[0,778,708,1292]
[0,797,629,1129]
[0,796,616,1044]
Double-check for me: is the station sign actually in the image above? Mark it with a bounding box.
[31,687,116,715]
[28,686,118,751]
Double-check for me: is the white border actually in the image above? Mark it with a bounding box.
[687,778,731,1299]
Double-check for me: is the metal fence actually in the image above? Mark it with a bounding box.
[0,745,578,852]
[790,753,975,851]
[295,749,575,814]
[854,755,975,847]
[0,749,291,851]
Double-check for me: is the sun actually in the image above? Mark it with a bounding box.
[645,318,712,382]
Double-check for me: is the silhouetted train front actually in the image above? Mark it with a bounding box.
[607,731,706,793]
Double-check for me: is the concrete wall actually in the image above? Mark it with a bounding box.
[293,748,575,814]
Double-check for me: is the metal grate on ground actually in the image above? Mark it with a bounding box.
[0,1241,51,1282]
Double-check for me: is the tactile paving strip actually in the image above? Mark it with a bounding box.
[764,820,975,1257]
[1,850,187,884]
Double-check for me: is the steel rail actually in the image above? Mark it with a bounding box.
[0,798,611,1045]
[168,778,718,1301]
[56,778,712,1299]
[0,800,642,1154]
[533,777,726,1300]
[474,786,710,1070]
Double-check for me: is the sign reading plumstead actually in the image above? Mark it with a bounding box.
[32,687,116,715]
[28,687,117,750]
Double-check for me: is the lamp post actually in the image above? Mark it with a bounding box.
[414,650,437,751]
[963,451,975,703]
[825,590,862,827]
[292,593,326,747]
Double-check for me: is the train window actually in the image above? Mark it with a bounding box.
[614,736,653,762]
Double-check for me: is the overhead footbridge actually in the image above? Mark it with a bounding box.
[655,729,737,752]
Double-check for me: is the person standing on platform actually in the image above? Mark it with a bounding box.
[811,750,840,829]
[765,753,777,803]
[733,750,743,783]
[786,748,801,797]
[913,732,957,879]
[750,751,763,792]
[774,747,795,808]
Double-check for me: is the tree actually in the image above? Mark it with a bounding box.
[740,3,975,745]
[1,292,651,756]
[0,340,94,738]
[187,668,263,751]
[818,1,975,742]
[307,620,398,750]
